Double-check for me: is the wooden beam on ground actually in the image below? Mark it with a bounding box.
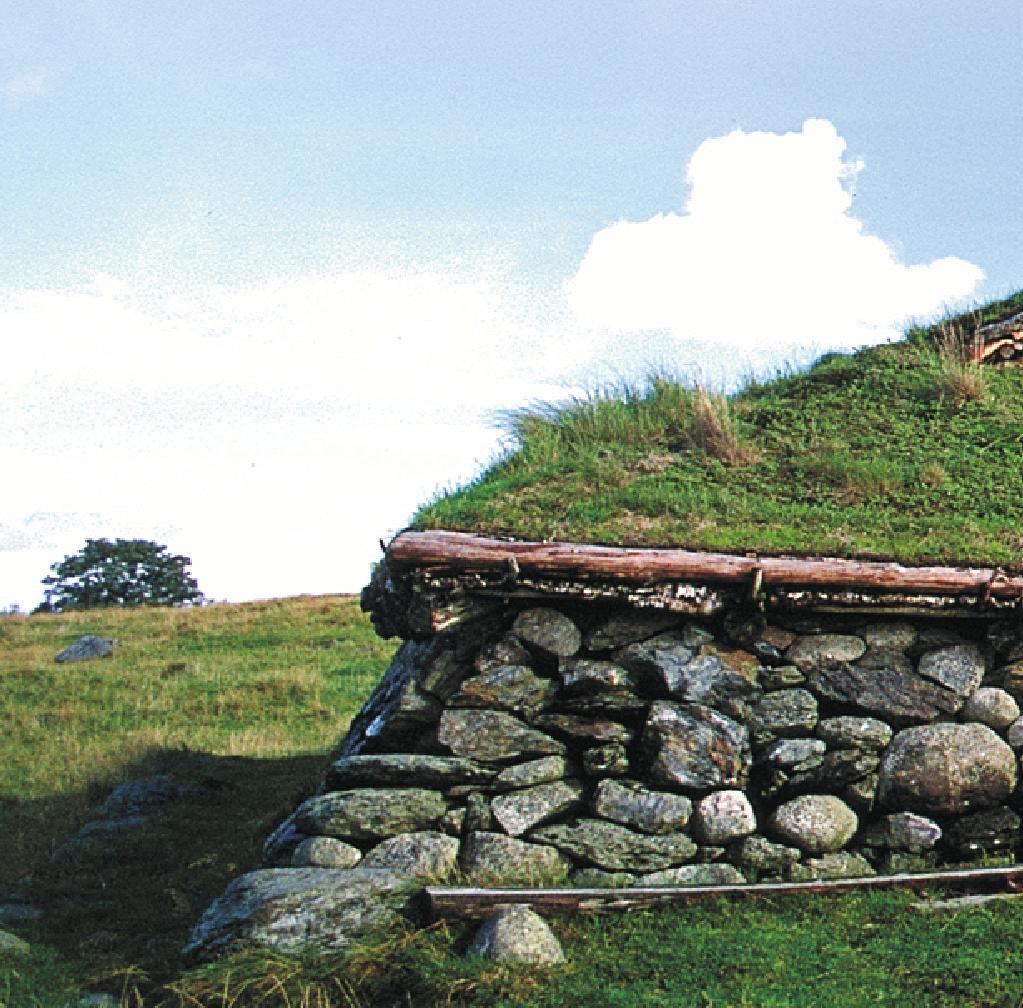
[426,865,1023,920]
[389,530,1023,600]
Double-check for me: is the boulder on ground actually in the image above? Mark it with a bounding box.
[54,635,116,663]
[182,867,416,961]
[468,904,565,965]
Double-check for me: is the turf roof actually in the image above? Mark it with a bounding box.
[413,291,1023,572]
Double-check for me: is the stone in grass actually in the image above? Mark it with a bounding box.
[468,905,565,965]
[491,780,585,837]
[54,635,116,663]
[593,779,692,835]
[182,867,416,961]
[769,795,858,854]
[291,836,363,868]
[512,608,582,660]
[645,702,749,791]
[293,788,446,842]
[97,775,209,816]
[636,863,746,887]
[692,790,756,845]
[0,929,30,957]
[531,819,697,873]
[961,688,1020,731]
[495,756,569,790]
[361,831,459,879]
[438,709,566,762]
[461,832,569,886]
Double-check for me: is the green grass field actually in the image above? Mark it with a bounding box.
[4,597,1023,1007]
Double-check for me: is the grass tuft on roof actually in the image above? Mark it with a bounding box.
[414,290,1023,571]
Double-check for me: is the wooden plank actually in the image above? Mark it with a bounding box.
[426,865,1023,919]
[389,530,1023,599]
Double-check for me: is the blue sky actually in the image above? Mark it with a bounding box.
[2,2,1020,608]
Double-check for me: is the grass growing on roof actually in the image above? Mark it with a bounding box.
[415,292,1023,569]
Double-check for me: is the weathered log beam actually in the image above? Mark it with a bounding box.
[390,531,1023,599]
[426,865,1023,920]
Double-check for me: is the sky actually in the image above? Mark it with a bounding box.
[2,1,1021,611]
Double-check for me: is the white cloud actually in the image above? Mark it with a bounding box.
[0,267,579,609]
[4,70,50,106]
[566,119,984,353]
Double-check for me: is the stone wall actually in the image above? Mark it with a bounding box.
[186,601,1023,958]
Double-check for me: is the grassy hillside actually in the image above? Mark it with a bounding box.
[0,597,396,1006]
[416,291,1023,570]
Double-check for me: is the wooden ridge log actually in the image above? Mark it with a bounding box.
[389,531,1023,600]
[426,865,1023,920]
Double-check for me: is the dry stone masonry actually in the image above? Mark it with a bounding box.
[187,598,1023,959]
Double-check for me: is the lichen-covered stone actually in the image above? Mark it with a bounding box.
[534,713,632,745]
[759,738,826,770]
[860,813,942,853]
[856,646,914,676]
[692,790,756,844]
[463,792,493,833]
[861,622,917,650]
[474,636,533,673]
[636,863,746,886]
[787,634,866,669]
[438,709,565,762]
[182,868,415,961]
[449,665,555,719]
[293,789,446,841]
[760,666,806,690]
[290,836,362,868]
[791,852,875,880]
[614,635,695,691]
[582,743,629,777]
[326,754,497,790]
[461,831,569,885]
[592,779,693,834]
[961,688,1020,730]
[468,905,565,965]
[531,819,697,872]
[877,723,1017,815]
[570,867,637,887]
[512,608,582,660]
[807,661,961,725]
[584,612,680,651]
[645,702,749,791]
[750,689,818,741]
[491,780,584,836]
[559,659,634,694]
[729,835,801,878]
[361,831,459,879]
[944,806,1022,857]
[769,795,858,854]
[495,756,569,790]
[815,717,892,750]
[917,645,985,697]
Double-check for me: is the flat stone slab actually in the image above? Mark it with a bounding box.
[182,867,414,961]
[531,819,697,872]
[293,788,446,841]
[326,754,496,790]
[438,709,565,762]
[491,780,584,836]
